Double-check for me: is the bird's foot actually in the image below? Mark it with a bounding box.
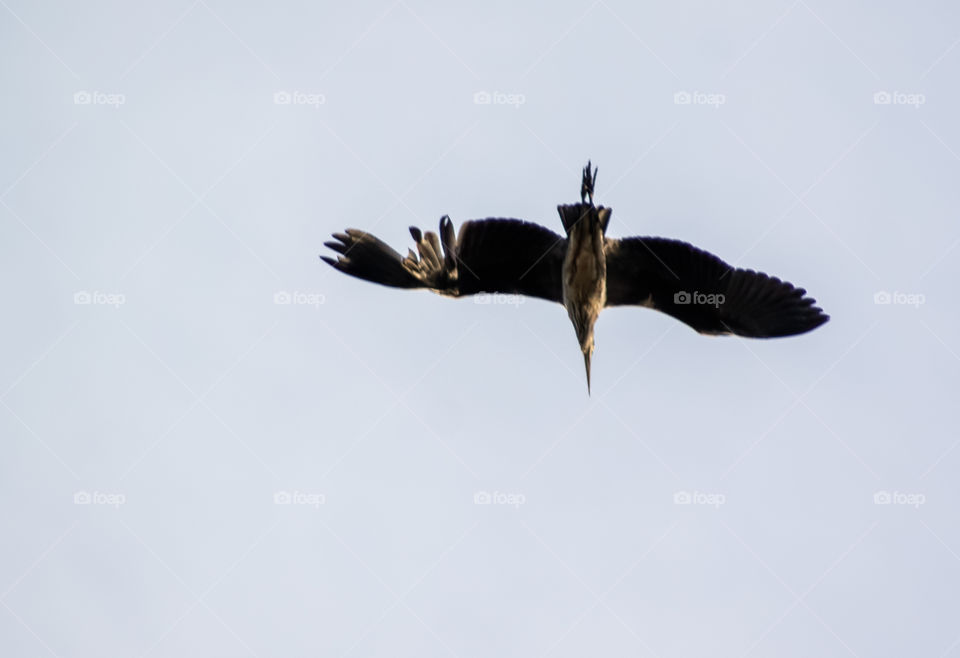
[580,160,598,205]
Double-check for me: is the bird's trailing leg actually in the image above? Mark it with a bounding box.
[580,160,598,205]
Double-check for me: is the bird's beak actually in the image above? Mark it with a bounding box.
[583,351,592,395]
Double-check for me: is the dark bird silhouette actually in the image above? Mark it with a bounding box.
[322,162,828,392]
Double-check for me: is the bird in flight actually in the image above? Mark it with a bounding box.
[322,162,828,392]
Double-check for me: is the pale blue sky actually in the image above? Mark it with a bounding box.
[2,1,959,656]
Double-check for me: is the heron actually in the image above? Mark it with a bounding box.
[321,162,828,393]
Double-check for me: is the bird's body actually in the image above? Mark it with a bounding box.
[322,162,828,392]
[559,202,609,391]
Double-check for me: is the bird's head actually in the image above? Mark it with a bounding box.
[569,305,598,394]
[581,338,595,395]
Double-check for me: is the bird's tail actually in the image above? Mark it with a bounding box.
[557,204,612,236]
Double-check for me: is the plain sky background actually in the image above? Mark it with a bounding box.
[2,0,959,656]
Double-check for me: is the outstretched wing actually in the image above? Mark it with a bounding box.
[603,237,828,337]
[323,216,566,303]
[453,218,565,301]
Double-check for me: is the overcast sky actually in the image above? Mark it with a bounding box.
[2,0,959,656]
